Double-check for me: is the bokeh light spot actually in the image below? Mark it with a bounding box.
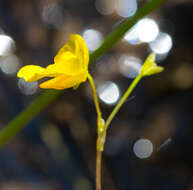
[0,55,21,75]
[82,29,103,51]
[123,25,140,45]
[149,32,173,54]
[115,0,138,18]
[18,78,38,95]
[0,34,15,56]
[119,55,142,78]
[98,81,120,105]
[133,138,153,159]
[137,18,159,42]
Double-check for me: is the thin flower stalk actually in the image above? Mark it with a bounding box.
[87,73,105,190]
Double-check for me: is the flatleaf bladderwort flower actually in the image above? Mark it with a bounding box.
[17,34,89,89]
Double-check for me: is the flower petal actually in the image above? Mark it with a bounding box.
[40,72,88,89]
[17,65,46,82]
[53,34,89,75]
[17,34,89,90]
[72,34,89,70]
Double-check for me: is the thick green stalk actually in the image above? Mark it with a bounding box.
[0,0,166,147]
[0,90,62,147]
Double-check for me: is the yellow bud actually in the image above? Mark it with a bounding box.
[140,53,164,77]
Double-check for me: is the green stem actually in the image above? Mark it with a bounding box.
[94,74,143,190]
[96,149,102,190]
[104,74,143,132]
[87,73,102,127]
[87,73,104,190]
[0,90,62,147]
[0,0,166,147]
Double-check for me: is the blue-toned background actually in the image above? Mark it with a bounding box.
[0,0,192,189]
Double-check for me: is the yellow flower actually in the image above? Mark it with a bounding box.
[140,53,164,77]
[17,34,89,90]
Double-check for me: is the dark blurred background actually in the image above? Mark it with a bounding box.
[0,0,192,189]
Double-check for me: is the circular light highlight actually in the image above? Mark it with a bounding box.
[82,29,103,51]
[98,81,120,105]
[136,18,159,43]
[0,34,15,56]
[119,55,142,78]
[133,138,153,159]
[123,25,140,45]
[149,32,173,54]
[0,55,21,75]
[18,78,38,95]
[115,0,137,18]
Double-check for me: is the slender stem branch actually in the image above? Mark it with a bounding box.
[96,149,102,190]
[104,74,143,132]
[87,73,104,190]
[87,73,102,125]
